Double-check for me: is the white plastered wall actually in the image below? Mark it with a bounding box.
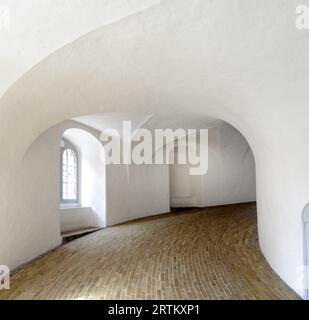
[170,124,256,208]
[106,163,170,226]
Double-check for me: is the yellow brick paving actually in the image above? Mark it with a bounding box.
[0,203,299,300]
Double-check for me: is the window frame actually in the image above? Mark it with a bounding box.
[60,139,80,205]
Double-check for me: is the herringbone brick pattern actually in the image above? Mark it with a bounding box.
[0,203,299,300]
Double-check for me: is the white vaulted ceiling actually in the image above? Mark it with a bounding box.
[0,0,160,97]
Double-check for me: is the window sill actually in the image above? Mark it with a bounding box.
[60,204,86,210]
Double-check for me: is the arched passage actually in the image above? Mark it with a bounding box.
[0,110,302,299]
[0,1,308,298]
[169,122,256,209]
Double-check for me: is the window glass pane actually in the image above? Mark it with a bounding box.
[61,148,78,202]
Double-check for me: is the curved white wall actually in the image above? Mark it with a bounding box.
[0,120,106,268]
[6,124,63,268]
[303,204,309,299]
[0,0,308,297]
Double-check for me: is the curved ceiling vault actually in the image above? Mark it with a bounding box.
[0,0,161,98]
[2,0,309,165]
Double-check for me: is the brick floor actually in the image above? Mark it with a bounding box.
[0,203,299,300]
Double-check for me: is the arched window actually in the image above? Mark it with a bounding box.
[61,140,79,204]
